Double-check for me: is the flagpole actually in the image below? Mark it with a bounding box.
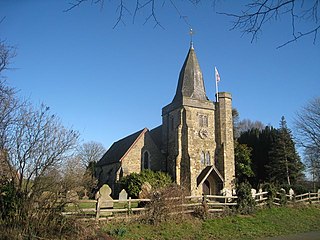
[215,75,219,102]
[215,66,219,102]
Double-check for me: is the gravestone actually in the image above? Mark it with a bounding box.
[221,188,232,202]
[96,184,113,209]
[119,189,128,202]
[251,188,257,199]
[289,188,294,200]
[82,189,89,200]
[66,190,79,202]
[139,182,152,199]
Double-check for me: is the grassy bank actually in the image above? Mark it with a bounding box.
[101,205,320,240]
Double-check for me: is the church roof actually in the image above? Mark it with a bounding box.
[149,125,162,150]
[173,46,208,103]
[96,128,147,166]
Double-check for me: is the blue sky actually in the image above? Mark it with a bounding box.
[1,1,319,149]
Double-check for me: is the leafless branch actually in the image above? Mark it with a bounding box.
[113,0,131,29]
[219,0,320,48]
[0,41,17,75]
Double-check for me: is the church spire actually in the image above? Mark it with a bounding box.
[172,45,208,103]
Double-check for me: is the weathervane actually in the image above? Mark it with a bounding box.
[189,28,195,48]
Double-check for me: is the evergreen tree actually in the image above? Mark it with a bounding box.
[266,117,304,185]
[234,141,254,183]
[238,126,277,186]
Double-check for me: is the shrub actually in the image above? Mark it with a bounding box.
[145,184,185,225]
[262,182,277,207]
[236,181,256,214]
[120,170,172,198]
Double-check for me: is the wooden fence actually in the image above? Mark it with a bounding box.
[62,191,320,220]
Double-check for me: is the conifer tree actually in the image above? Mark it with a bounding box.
[266,116,304,185]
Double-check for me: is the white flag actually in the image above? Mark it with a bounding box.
[215,67,221,82]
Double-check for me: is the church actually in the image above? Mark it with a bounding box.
[96,43,235,197]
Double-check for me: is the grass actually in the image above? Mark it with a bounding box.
[101,205,320,240]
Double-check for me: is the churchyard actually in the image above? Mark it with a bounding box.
[62,183,320,221]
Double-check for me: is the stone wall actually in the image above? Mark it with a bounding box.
[215,92,235,191]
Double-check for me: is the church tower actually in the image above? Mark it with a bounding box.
[162,43,231,195]
[96,43,235,197]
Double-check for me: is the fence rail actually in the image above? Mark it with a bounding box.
[62,191,320,220]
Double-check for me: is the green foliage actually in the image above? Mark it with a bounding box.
[0,180,23,221]
[109,227,127,237]
[234,141,254,183]
[267,116,304,186]
[262,182,277,207]
[120,170,172,198]
[238,117,304,187]
[236,181,256,214]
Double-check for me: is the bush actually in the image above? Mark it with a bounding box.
[120,170,172,198]
[145,184,185,225]
[236,181,256,214]
[262,182,277,207]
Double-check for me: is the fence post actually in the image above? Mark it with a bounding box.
[96,200,100,220]
[128,197,132,216]
[309,192,311,204]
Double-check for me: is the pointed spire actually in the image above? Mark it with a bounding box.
[172,46,208,103]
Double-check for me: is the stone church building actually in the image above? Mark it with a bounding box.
[96,44,235,197]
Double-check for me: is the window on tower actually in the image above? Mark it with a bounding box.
[200,151,205,165]
[199,114,208,127]
[205,152,211,165]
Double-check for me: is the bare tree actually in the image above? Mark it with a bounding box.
[65,1,319,47]
[5,103,79,193]
[295,97,320,152]
[64,0,199,29]
[0,41,16,75]
[77,141,105,168]
[219,0,320,48]
[294,97,320,184]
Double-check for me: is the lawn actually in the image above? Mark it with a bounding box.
[100,205,320,240]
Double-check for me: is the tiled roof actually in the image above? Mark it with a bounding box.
[173,46,208,103]
[96,128,147,166]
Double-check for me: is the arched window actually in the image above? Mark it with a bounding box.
[142,151,150,170]
[205,152,211,165]
[200,151,205,165]
[199,114,208,127]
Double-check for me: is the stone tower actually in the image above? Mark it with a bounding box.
[96,43,235,197]
[215,92,235,192]
[162,44,235,195]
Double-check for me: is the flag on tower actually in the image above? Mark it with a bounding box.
[215,66,220,83]
[215,66,220,102]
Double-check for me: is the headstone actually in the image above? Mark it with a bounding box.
[251,188,257,199]
[82,189,89,200]
[96,184,113,209]
[139,182,152,199]
[289,188,294,200]
[66,190,79,202]
[119,189,128,202]
[221,188,232,202]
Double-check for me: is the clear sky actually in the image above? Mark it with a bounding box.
[1,1,319,149]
